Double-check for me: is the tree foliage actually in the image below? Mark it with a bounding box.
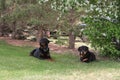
[83,0,120,58]
[0,0,119,58]
[0,0,6,11]
[38,0,85,49]
[38,0,120,58]
[0,0,59,39]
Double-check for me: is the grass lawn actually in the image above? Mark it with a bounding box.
[0,40,120,80]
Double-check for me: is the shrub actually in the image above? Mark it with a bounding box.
[83,17,120,59]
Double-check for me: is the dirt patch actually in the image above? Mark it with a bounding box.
[0,37,78,54]
[0,37,110,60]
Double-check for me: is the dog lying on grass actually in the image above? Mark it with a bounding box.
[30,38,53,61]
[78,46,96,63]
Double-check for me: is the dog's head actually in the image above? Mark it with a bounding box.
[39,38,50,50]
[78,46,89,57]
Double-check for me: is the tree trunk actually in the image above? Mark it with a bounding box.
[0,0,6,36]
[11,21,17,39]
[68,9,76,49]
[36,27,44,42]
[68,31,75,49]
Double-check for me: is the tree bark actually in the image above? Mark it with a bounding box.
[36,26,44,42]
[11,21,17,39]
[68,31,75,49]
[68,9,76,49]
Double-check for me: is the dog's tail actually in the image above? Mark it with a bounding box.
[47,58,55,62]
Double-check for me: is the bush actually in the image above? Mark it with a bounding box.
[83,17,120,59]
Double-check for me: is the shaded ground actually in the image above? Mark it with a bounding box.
[0,37,110,60]
[0,37,78,54]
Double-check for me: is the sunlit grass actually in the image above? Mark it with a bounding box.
[0,40,120,80]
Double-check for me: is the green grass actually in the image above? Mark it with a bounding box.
[0,40,120,80]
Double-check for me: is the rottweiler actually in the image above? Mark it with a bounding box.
[30,38,52,60]
[78,46,96,63]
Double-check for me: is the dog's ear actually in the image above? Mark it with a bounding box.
[47,39,50,44]
[78,47,82,52]
[85,46,89,51]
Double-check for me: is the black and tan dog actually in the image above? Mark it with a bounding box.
[30,38,53,61]
[78,46,96,63]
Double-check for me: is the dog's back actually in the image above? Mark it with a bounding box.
[30,48,51,59]
[88,51,96,62]
[30,48,41,58]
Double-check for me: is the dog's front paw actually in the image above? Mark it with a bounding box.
[82,58,88,62]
